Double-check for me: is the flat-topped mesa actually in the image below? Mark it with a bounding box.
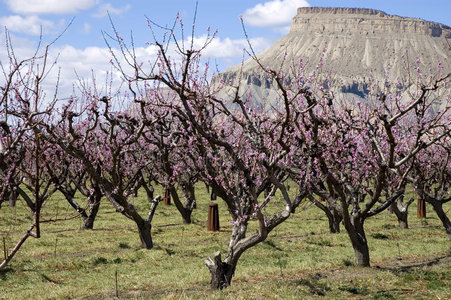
[291,7,451,37]
[220,7,451,102]
[297,7,385,16]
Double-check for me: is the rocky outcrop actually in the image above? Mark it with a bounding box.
[291,7,450,37]
[221,7,451,101]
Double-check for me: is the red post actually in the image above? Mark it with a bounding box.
[417,198,426,218]
[208,203,220,231]
[163,188,171,205]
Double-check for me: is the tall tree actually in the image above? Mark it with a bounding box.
[106,13,313,288]
[43,92,163,248]
[300,72,451,266]
[0,31,59,269]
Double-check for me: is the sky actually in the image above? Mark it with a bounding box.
[0,0,450,99]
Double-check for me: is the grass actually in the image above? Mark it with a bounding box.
[0,184,450,299]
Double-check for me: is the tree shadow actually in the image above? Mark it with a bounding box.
[376,253,451,274]
[0,267,13,281]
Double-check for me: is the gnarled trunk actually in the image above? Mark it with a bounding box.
[169,185,195,224]
[323,205,342,233]
[62,190,88,217]
[82,184,102,229]
[394,208,409,229]
[345,216,370,267]
[104,191,160,249]
[390,197,414,229]
[83,199,101,229]
[136,220,153,249]
[429,201,451,241]
[182,182,196,210]
[329,212,342,233]
[205,251,236,289]
[205,222,251,289]
[8,189,17,207]
[135,195,161,249]
[60,187,101,230]
[311,195,342,233]
[205,209,292,289]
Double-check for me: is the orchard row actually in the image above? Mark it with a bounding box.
[0,18,450,289]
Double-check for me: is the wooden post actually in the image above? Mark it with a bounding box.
[207,203,220,231]
[115,269,119,297]
[417,198,426,218]
[163,188,171,205]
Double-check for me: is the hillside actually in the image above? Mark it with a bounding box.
[221,7,451,101]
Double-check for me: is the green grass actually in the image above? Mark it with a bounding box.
[0,184,450,299]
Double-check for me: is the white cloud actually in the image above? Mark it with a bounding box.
[0,31,270,99]
[243,0,310,28]
[38,45,120,98]
[191,35,272,59]
[92,3,131,18]
[0,15,54,35]
[4,0,97,15]
[45,44,158,97]
[0,33,36,62]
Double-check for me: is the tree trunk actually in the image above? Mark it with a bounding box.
[182,182,196,210]
[329,212,342,233]
[62,190,89,221]
[205,251,235,289]
[61,188,100,230]
[83,215,95,230]
[353,240,370,267]
[136,220,153,249]
[396,212,409,229]
[205,206,293,289]
[312,196,342,233]
[205,222,249,289]
[16,187,35,212]
[8,189,17,207]
[83,199,101,229]
[82,185,102,230]
[430,202,451,241]
[169,186,193,224]
[141,179,154,203]
[390,200,409,229]
[346,217,370,267]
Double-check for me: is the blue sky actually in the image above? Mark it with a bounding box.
[1,0,450,97]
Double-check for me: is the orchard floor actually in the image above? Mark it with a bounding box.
[0,185,450,299]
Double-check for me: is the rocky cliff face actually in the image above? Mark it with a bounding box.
[221,7,451,101]
[291,7,450,37]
